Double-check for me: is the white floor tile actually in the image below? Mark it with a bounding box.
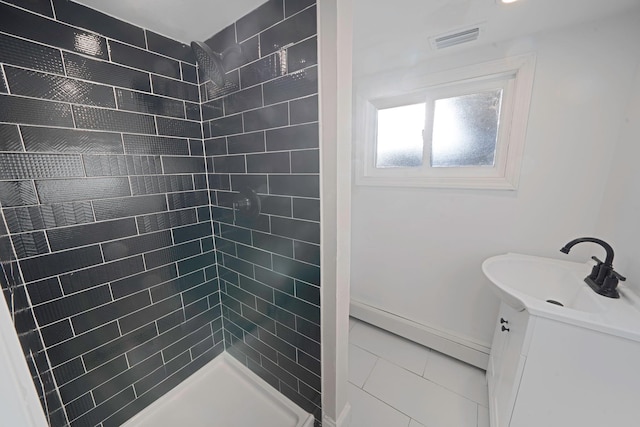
[364,358,478,427]
[409,420,426,427]
[478,405,490,427]
[422,350,489,406]
[348,344,378,387]
[349,321,430,375]
[348,383,411,427]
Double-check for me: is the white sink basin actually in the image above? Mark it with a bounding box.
[482,253,640,342]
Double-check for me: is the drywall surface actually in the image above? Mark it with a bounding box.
[350,13,640,347]
[596,64,640,296]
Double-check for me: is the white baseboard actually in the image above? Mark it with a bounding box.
[350,300,490,369]
[323,403,352,427]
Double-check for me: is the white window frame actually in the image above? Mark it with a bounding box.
[355,54,536,190]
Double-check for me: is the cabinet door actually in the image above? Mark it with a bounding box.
[490,302,530,427]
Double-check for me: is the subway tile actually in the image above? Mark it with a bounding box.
[26,277,62,305]
[0,3,108,59]
[151,75,199,102]
[0,33,63,75]
[240,53,283,89]
[296,316,320,342]
[239,274,275,302]
[257,327,297,362]
[291,149,319,173]
[109,41,180,80]
[273,254,320,286]
[0,181,38,207]
[202,99,224,121]
[266,123,318,151]
[59,256,145,294]
[70,387,137,427]
[4,202,95,233]
[166,190,209,210]
[92,353,163,406]
[36,177,130,203]
[244,102,289,132]
[19,245,103,282]
[260,6,317,56]
[182,281,216,307]
[237,244,272,269]
[290,95,318,124]
[263,66,317,105]
[144,240,201,270]
[0,67,6,93]
[223,254,255,278]
[277,345,321,389]
[63,52,151,92]
[208,174,230,191]
[181,63,198,85]
[260,195,292,217]
[11,231,49,258]
[294,241,320,266]
[162,156,205,174]
[156,308,186,334]
[275,290,320,324]
[0,94,73,128]
[47,218,137,251]
[116,89,184,119]
[130,175,194,195]
[252,231,294,258]
[58,355,127,402]
[102,231,173,262]
[292,198,320,221]
[288,36,318,73]
[21,126,123,154]
[110,264,177,299]
[32,284,112,326]
[73,105,156,134]
[120,295,182,335]
[146,31,195,63]
[82,154,161,177]
[246,151,290,173]
[48,321,120,369]
[237,0,284,42]
[150,270,205,302]
[224,84,263,115]
[254,265,295,294]
[156,117,202,138]
[52,0,146,48]
[3,0,53,17]
[172,222,212,244]
[204,24,236,55]
[271,216,320,244]
[93,194,167,221]
[213,155,246,173]
[189,139,204,156]
[209,114,243,137]
[136,209,198,234]
[65,392,95,422]
[82,323,158,371]
[71,291,151,335]
[227,131,265,154]
[285,0,316,17]
[0,152,84,180]
[202,70,240,101]
[230,174,268,194]
[186,103,201,122]
[295,280,320,305]
[269,175,319,198]
[123,134,189,156]
[0,124,22,152]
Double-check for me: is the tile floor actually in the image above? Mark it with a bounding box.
[348,317,490,427]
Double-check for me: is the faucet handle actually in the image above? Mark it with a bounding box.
[591,256,604,265]
[612,270,626,282]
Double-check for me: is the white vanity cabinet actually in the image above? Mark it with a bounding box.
[487,300,640,427]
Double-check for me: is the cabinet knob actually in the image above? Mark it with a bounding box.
[501,325,510,332]
[500,318,509,324]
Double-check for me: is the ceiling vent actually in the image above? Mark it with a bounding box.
[431,27,480,50]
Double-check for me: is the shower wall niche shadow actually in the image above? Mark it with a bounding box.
[0,0,321,426]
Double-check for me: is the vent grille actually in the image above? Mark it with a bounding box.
[432,27,480,49]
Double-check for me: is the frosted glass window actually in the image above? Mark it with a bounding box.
[431,89,502,167]
[376,103,425,168]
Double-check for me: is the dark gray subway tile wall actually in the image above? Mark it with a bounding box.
[0,1,222,426]
[203,0,322,424]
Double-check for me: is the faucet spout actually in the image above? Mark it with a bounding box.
[560,237,615,266]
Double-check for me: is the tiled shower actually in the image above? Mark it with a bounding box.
[0,0,320,425]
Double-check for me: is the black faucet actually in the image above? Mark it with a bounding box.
[560,237,626,299]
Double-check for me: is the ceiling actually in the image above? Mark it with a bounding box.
[75,0,266,43]
[352,0,640,75]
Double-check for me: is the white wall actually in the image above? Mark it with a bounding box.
[351,12,640,348]
[596,63,640,296]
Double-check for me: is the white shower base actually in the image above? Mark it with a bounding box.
[123,353,315,427]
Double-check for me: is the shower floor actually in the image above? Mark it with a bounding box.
[122,353,315,427]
